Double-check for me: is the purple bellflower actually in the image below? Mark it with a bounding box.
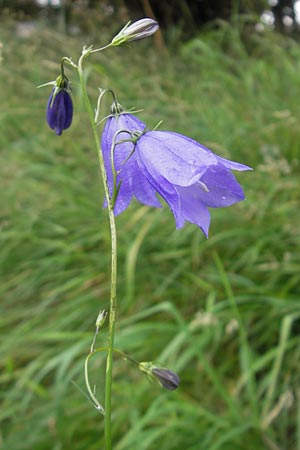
[102,111,251,236]
[46,77,73,136]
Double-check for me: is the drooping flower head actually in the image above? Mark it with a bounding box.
[46,75,73,136]
[139,362,180,391]
[102,107,251,236]
[150,367,180,391]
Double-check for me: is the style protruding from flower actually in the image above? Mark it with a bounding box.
[111,18,159,46]
[101,107,251,237]
[139,362,180,391]
[46,74,73,136]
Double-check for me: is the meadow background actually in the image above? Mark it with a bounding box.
[1,4,300,450]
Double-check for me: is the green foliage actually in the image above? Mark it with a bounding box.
[1,19,300,450]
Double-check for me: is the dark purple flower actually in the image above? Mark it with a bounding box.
[102,112,251,236]
[139,362,180,390]
[46,88,73,135]
[151,367,180,391]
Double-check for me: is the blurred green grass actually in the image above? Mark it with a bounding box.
[1,16,300,450]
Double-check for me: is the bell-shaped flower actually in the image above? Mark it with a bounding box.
[46,78,73,136]
[102,112,251,236]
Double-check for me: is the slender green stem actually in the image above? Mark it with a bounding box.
[78,52,117,450]
[90,43,113,54]
[84,354,105,415]
[86,346,139,372]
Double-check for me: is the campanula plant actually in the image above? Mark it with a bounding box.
[40,18,251,450]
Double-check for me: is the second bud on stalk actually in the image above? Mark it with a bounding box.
[111,18,159,46]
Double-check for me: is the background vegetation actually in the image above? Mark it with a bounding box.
[1,0,299,36]
[1,7,300,450]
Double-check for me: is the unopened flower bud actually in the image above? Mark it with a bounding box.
[139,362,180,391]
[46,75,73,136]
[111,18,159,46]
[96,310,107,329]
[151,367,180,391]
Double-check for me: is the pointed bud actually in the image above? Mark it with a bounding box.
[151,367,180,391]
[111,18,159,46]
[96,310,107,329]
[46,75,73,136]
[139,362,180,391]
